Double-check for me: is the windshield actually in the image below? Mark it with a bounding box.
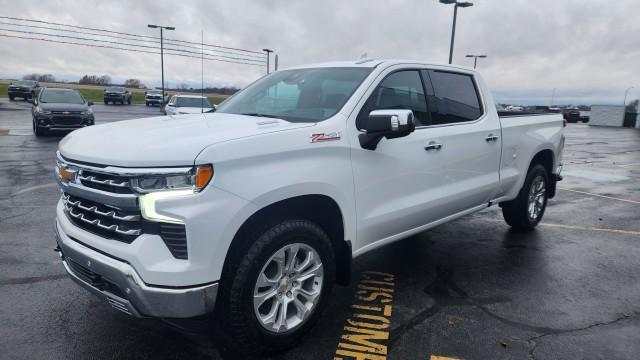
[40,89,85,104]
[16,80,36,86]
[148,90,162,94]
[107,87,125,92]
[175,97,213,108]
[215,67,372,123]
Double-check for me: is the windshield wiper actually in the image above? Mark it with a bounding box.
[239,113,280,119]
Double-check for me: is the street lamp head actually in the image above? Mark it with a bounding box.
[478,55,487,58]
[465,54,474,58]
[439,0,457,3]
[262,48,273,53]
[457,2,474,7]
[147,24,159,28]
[165,27,175,30]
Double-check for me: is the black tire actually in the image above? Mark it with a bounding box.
[34,121,45,137]
[501,164,549,231]
[104,100,108,105]
[127,97,131,105]
[214,219,335,357]
[9,96,14,101]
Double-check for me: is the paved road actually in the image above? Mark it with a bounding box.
[1,101,639,360]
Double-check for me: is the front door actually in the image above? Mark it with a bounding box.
[350,69,447,250]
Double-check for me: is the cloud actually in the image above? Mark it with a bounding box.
[1,0,639,104]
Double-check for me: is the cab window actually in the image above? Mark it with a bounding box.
[357,70,430,129]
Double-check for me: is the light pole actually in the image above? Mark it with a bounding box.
[550,88,557,107]
[263,49,274,74]
[465,54,487,69]
[148,24,175,107]
[623,86,635,108]
[440,0,474,64]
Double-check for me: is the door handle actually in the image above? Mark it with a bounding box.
[424,142,443,151]
[485,134,500,142]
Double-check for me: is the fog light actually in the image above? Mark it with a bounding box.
[39,119,46,124]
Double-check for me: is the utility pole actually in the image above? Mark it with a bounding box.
[439,1,474,64]
[148,24,175,107]
[550,88,557,107]
[263,49,274,74]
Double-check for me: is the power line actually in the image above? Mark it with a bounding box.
[0,20,265,60]
[0,16,264,55]
[0,33,266,67]
[0,27,266,64]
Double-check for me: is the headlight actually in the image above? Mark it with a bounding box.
[81,108,93,115]
[36,106,52,115]
[131,164,213,193]
[136,164,213,224]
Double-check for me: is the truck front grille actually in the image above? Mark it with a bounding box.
[63,193,142,242]
[78,170,133,194]
[62,192,189,259]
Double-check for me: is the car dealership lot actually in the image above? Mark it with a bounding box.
[1,100,639,360]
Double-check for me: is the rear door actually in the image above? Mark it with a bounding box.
[424,69,501,214]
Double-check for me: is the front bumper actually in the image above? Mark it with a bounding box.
[35,114,94,131]
[8,89,32,97]
[54,220,218,318]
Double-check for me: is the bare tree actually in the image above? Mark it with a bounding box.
[124,79,141,88]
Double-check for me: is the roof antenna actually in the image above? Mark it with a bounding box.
[356,52,374,64]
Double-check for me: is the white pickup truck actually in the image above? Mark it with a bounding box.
[53,59,564,356]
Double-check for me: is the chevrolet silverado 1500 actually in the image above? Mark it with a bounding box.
[53,59,564,356]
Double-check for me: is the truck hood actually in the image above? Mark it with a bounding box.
[59,113,313,167]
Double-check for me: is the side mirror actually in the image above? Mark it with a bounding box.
[359,109,416,150]
[88,101,94,106]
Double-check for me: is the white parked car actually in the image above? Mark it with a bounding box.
[164,94,215,115]
[54,59,564,356]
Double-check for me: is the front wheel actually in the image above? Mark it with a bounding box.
[501,164,549,231]
[214,219,335,357]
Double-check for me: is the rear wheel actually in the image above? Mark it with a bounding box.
[214,219,335,357]
[127,97,131,105]
[9,95,14,101]
[501,164,548,231]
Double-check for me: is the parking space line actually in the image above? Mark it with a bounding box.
[539,223,640,236]
[559,188,640,205]
[430,356,460,360]
[334,271,396,360]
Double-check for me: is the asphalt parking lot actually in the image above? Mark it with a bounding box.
[1,99,639,360]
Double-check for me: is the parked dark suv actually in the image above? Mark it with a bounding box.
[8,80,41,101]
[103,87,132,105]
[31,88,95,136]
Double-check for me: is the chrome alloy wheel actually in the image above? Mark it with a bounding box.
[253,243,323,333]
[528,175,546,221]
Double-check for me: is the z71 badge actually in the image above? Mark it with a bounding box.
[310,132,341,143]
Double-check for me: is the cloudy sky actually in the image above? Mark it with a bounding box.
[1,0,639,105]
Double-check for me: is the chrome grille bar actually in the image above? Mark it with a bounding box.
[78,174,129,188]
